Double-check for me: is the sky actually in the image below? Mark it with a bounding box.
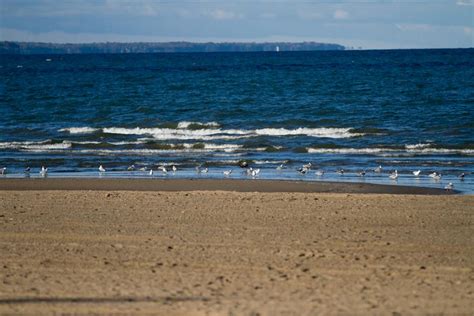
[0,0,472,49]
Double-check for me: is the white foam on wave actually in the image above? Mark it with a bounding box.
[405,143,431,149]
[308,147,474,155]
[0,140,72,150]
[59,127,99,134]
[255,127,362,138]
[177,121,220,129]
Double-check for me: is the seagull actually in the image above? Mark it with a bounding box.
[298,167,308,175]
[139,167,148,172]
[202,167,208,174]
[413,170,421,177]
[433,173,441,181]
[303,162,312,170]
[172,165,177,173]
[459,173,465,180]
[0,167,6,175]
[315,170,324,177]
[99,165,106,173]
[444,182,454,191]
[195,165,201,174]
[389,170,398,180]
[127,164,136,171]
[358,171,366,177]
[238,161,248,168]
[24,167,31,174]
[149,169,154,176]
[336,169,345,175]
[251,168,260,177]
[276,164,284,171]
[40,166,48,177]
[161,166,168,174]
[223,170,232,177]
[429,172,438,178]
[374,165,382,173]
[246,168,253,176]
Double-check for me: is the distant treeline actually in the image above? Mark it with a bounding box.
[0,41,345,54]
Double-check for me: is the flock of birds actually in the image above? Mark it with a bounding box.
[0,163,467,191]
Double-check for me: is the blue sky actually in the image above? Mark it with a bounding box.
[0,0,472,49]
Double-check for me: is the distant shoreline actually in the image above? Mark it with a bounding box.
[0,41,345,55]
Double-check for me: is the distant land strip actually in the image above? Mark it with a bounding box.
[0,41,345,54]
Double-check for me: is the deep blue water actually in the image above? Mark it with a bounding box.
[1,49,473,192]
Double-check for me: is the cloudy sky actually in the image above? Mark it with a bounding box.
[0,0,472,49]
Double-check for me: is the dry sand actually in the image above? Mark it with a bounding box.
[0,180,473,315]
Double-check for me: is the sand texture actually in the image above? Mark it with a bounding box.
[0,189,473,315]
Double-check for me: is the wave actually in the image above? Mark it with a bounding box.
[0,140,72,150]
[58,125,363,140]
[307,147,474,155]
[176,121,220,129]
[59,127,99,134]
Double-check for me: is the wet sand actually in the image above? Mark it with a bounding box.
[0,178,451,194]
[0,180,472,315]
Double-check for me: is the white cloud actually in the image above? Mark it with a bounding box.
[297,10,322,20]
[456,0,474,6]
[208,9,242,20]
[260,12,277,19]
[395,23,432,31]
[333,9,349,20]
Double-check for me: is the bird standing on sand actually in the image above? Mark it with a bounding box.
[99,165,106,173]
[413,170,421,177]
[445,182,454,191]
[223,170,232,177]
[374,165,382,173]
[40,166,48,177]
[389,170,398,180]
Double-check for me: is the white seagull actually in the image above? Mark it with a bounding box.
[429,172,438,178]
[223,170,232,177]
[444,182,454,191]
[99,165,106,173]
[433,173,441,181]
[374,165,382,173]
[24,167,31,174]
[389,170,398,180]
[459,173,465,180]
[127,164,136,171]
[303,162,312,170]
[315,170,324,177]
[0,167,6,175]
[413,170,421,177]
[149,169,154,176]
[172,165,177,173]
[358,171,366,177]
[40,166,48,177]
[336,169,345,175]
[276,164,284,171]
[251,168,260,177]
[202,167,208,173]
[161,166,168,174]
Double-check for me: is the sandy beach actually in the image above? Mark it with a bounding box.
[0,179,473,315]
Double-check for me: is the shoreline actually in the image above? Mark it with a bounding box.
[0,178,453,195]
